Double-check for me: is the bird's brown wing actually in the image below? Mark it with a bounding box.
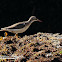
[9,23,25,29]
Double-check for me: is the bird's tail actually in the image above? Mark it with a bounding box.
[0,28,7,31]
[0,30,3,31]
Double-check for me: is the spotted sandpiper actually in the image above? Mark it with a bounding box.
[0,16,42,37]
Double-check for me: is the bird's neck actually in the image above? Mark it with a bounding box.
[27,20,34,24]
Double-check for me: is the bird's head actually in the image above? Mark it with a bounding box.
[29,16,42,22]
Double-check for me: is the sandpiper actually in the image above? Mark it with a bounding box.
[0,16,42,37]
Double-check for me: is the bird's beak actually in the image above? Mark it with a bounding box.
[37,19,43,22]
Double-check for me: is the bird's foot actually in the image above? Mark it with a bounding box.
[0,36,3,41]
[15,34,19,39]
[4,32,8,37]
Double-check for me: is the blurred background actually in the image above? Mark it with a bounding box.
[0,0,62,36]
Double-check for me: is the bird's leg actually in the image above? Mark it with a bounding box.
[4,32,8,37]
[15,33,18,38]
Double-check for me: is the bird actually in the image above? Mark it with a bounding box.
[0,16,42,37]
